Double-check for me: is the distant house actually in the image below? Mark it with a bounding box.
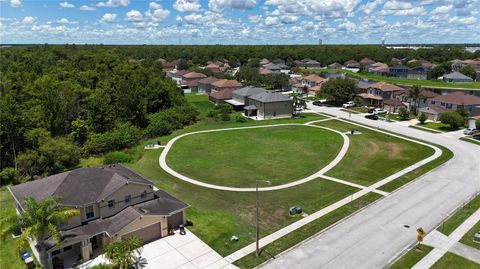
[370,66,390,76]
[182,72,207,84]
[225,86,267,110]
[344,60,360,68]
[389,66,409,78]
[328,62,343,69]
[418,105,449,121]
[383,99,406,113]
[170,70,191,85]
[245,91,293,119]
[211,79,242,92]
[408,66,432,80]
[209,89,235,105]
[259,58,270,66]
[428,91,480,116]
[198,76,220,94]
[301,74,328,88]
[9,164,188,269]
[410,90,439,112]
[360,58,376,68]
[288,77,305,93]
[162,60,178,72]
[272,58,286,65]
[205,61,230,73]
[443,71,473,83]
[357,81,405,106]
[258,68,273,75]
[263,63,289,74]
[303,60,321,69]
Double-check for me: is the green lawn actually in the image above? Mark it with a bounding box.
[460,137,480,146]
[129,149,358,256]
[234,192,382,269]
[167,125,343,187]
[438,194,480,236]
[308,68,480,90]
[431,252,480,269]
[389,244,434,269]
[410,125,444,133]
[185,93,216,118]
[314,120,435,186]
[379,144,453,192]
[0,187,29,269]
[460,220,480,250]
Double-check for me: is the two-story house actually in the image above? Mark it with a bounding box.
[245,91,293,119]
[300,74,328,96]
[421,92,480,120]
[356,81,405,107]
[225,86,266,110]
[407,66,432,80]
[9,164,188,269]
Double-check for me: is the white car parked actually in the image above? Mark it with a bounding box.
[464,128,477,135]
[342,101,355,108]
[373,108,387,114]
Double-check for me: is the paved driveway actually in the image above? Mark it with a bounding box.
[80,229,237,269]
[261,106,480,269]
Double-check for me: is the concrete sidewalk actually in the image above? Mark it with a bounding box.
[412,208,480,269]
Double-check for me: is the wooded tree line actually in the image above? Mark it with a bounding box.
[0,45,197,184]
[118,44,480,66]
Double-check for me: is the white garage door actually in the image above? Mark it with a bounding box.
[122,222,161,243]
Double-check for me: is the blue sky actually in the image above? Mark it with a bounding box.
[1,0,479,44]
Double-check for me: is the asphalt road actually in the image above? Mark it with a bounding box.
[261,105,480,269]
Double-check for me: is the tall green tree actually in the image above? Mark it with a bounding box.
[321,78,358,104]
[408,85,422,115]
[0,196,80,269]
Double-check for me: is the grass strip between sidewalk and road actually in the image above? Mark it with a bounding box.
[233,192,382,269]
[388,244,434,269]
[437,194,480,236]
[409,125,444,134]
[460,137,480,146]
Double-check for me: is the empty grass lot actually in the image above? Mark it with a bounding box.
[129,149,358,256]
[167,125,343,187]
[314,120,435,186]
[431,252,480,268]
[389,244,433,269]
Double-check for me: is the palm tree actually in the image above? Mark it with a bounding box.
[0,196,80,269]
[104,236,143,269]
[409,85,422,115]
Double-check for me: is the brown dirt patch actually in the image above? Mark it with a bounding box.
[386,142,402,159]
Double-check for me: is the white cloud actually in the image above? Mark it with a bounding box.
[97,0,130,8]
[22,16,35,24]
[208,0,257,12]
[10,0,21,8]
[80,5,96,11]
[146,7,171,22]
[59,1,74,8]
[431,4,453,14]
[248,14,262,22]
[126,10,143,22]
[360,0,385,14]
[149,2,161,10]
[265,16,279,26]
[57,18,78,24]
[279,15,298,24]
[99,13,117,23]
[380,0,427,15]
[173,0,202,12]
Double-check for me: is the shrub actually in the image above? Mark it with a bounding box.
[476,120,480,130]
[418,112,428,124]
[146,106,198,138]
[235,114,247,122]
[208,104,232,121]
[439,112,464,130]
[398,107,410,121]
[103,151,134,164]
[0,167,20,186]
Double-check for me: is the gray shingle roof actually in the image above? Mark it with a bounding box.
[233,86,267,97]
[443,71,473,80]
[134,190,189,215]
[249,92,292,103]
[9,164,154,207]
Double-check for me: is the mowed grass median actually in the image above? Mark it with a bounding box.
[314,120,435,186]
[167,125,343,187]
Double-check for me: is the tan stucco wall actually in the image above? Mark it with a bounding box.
[262,101,293,119]
[115,215,168,240]
[99,183,154,218]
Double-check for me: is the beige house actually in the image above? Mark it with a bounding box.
[9,164,188,269]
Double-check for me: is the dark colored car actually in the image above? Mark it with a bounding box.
[365,114,379,120]
[312,100,323,106]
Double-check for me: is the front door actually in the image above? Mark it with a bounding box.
[91,235,99,249]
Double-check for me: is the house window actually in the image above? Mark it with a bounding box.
[85,205,94,219]
[446,103,452,109]
[125,195,131,204]
[431,100,435,104]
[140,191,147,199]
[108,200,115,209]
[441,102,445,106]
[51,250,60,256]
[63,246,72,252]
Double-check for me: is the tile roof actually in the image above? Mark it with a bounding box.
[419,90,439,99]
[303,74,328,83]
[9,165,154,207]
[258,68,272,75]
[383,99,405,106]
[210,89,235,100]
[369,81,405,92]
[212,79,242,88]
[360,58,375,65]
[198,76,219,85]
[182,72,207,79]
[432,92,480,105]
